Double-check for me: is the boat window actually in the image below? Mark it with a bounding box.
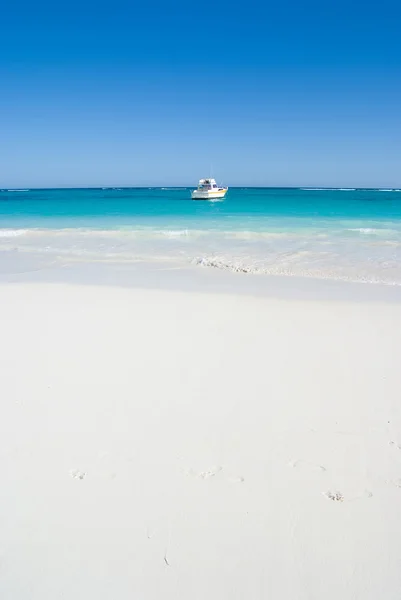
[213,184,217,188]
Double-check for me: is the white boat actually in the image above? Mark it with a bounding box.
[191,178,228,200]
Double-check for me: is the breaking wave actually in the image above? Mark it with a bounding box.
[1,223,401,286]
[0,229,28,237]
[193,256,401,286]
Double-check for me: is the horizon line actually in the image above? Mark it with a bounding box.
[2,186,401,191]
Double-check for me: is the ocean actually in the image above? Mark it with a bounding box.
[1,186,401,285]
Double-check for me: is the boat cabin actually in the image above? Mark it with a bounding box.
[198,178,218,190]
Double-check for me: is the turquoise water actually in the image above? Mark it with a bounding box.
[1,187,401,284]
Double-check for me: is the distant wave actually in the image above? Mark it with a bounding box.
[300,188,356,191]
[1,226,399,244]
[348,228,378,234]
[5,189,30,192]
[0,229,28,237]
[0,227,300,241]
[160,229,190,237]
[346,227,401,236]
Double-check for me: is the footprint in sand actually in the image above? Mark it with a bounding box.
[199,466,223,479]
[70,469,86,480]
[386,478,401,488]
[185,466,244,483]
[323,489,372,502]
[289,459,327,472]
[227,475,245,484]
[389,441,401,451]
[323,490,344,502]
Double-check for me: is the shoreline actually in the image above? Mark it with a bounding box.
[1,253,401,304]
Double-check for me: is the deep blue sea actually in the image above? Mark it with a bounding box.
[1,186,401,284]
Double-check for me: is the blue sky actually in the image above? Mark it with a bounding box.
[1,0,400,187]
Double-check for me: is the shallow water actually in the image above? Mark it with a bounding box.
[1,187,401,284]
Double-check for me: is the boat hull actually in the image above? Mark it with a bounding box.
[191,188,228,200]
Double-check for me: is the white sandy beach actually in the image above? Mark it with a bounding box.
[1,274,401,599]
